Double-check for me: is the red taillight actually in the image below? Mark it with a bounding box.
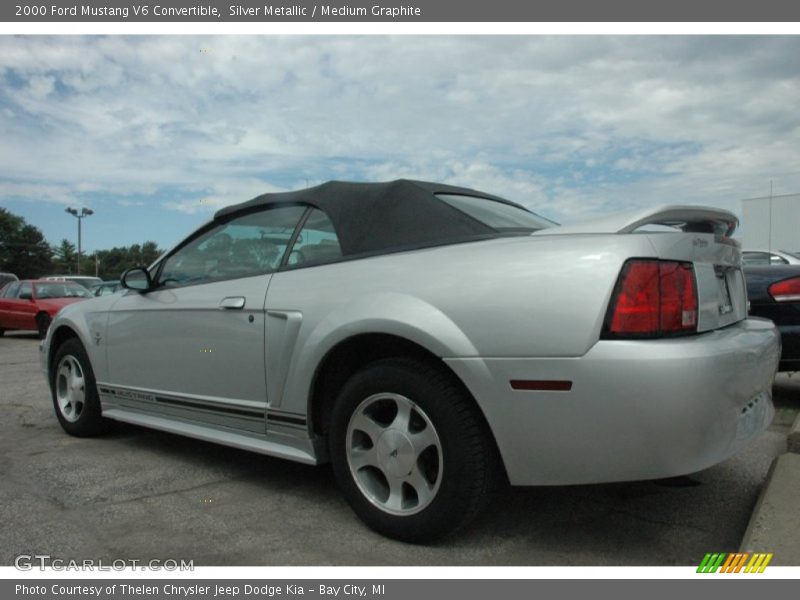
[769,277,800,302]
[605,259,698,338]
[659,262,698,332]
[608,261,660,334]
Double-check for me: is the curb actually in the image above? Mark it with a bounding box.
[788,411,800,454]
[740,452,800,564]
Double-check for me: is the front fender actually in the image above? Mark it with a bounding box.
[45,298,113,383]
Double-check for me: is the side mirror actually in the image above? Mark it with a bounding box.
[121,267,152,292]
[19,291,33,300]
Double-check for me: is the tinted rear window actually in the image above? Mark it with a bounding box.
[437,194,555,233]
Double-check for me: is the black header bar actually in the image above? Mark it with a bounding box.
[4,0,800,23]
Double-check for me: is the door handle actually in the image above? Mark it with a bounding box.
[219,296,246,310]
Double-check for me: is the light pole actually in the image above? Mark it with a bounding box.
[65,207,94,275]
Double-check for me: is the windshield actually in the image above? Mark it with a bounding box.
[71,277,102,288]
[436,194,556,233]
[34,282,93,299]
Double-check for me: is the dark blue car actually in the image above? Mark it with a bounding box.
[744,265,800,372]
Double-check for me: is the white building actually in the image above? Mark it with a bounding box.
[740,193,800,252]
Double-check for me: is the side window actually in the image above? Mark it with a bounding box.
[286,209,342,267]
[3,282,20,298]
[742,252,770,266]
[17,282,32,299]
[158,205,307,287]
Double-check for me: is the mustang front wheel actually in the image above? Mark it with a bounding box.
[329,357,498,542]
[51,338,107,437]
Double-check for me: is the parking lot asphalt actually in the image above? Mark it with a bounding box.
[1,331,797,566]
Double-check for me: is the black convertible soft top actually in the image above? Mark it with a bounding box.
[214,179,527,257]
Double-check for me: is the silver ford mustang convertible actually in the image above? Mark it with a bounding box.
[41,180,780,541]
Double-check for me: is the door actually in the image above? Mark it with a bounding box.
[0,281,21,329]
[13,281,37,330]
[104,204,308,431]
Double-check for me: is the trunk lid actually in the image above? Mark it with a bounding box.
[536,205,746,332]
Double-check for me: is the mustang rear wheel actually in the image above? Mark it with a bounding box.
[51,338,107,437]
[346,392,443,516]
[329,357,498,542]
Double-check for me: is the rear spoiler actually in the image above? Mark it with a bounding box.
[535,205,738,238]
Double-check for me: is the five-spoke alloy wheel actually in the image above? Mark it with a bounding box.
[55,354,87,423]
[346,392,443,516]
[330,357,499,542]
[51,338,107,437]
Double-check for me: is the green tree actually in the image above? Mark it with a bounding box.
[0,207,54,278]
[141,241,162,265]
[52,239,77,273]
[94,241,163,280]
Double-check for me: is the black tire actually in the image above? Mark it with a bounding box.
[328,357,498,543]
[36,313,52,339]
[51,338,107,437]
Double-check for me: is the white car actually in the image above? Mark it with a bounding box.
[41,180,780,541]
[44,275,104,289]
[742,249,800,266]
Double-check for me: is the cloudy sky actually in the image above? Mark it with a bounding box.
[0,35,798,252]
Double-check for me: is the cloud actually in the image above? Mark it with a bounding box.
[0,181,77,205]
[161,177,287,215]
[0,35,798,232]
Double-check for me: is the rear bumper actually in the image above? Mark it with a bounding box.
[446,317,780,486]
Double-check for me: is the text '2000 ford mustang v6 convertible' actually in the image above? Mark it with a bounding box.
[41,180,780,541]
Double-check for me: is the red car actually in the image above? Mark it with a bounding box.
[0,279,92,338]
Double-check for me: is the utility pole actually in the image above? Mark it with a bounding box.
[65,207,94,275]
[768,180,773,254]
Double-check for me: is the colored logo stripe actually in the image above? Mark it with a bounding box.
[745,553,773,573]
[697,552,773,573]
[721,553,748,573]
[697,553,726,573]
